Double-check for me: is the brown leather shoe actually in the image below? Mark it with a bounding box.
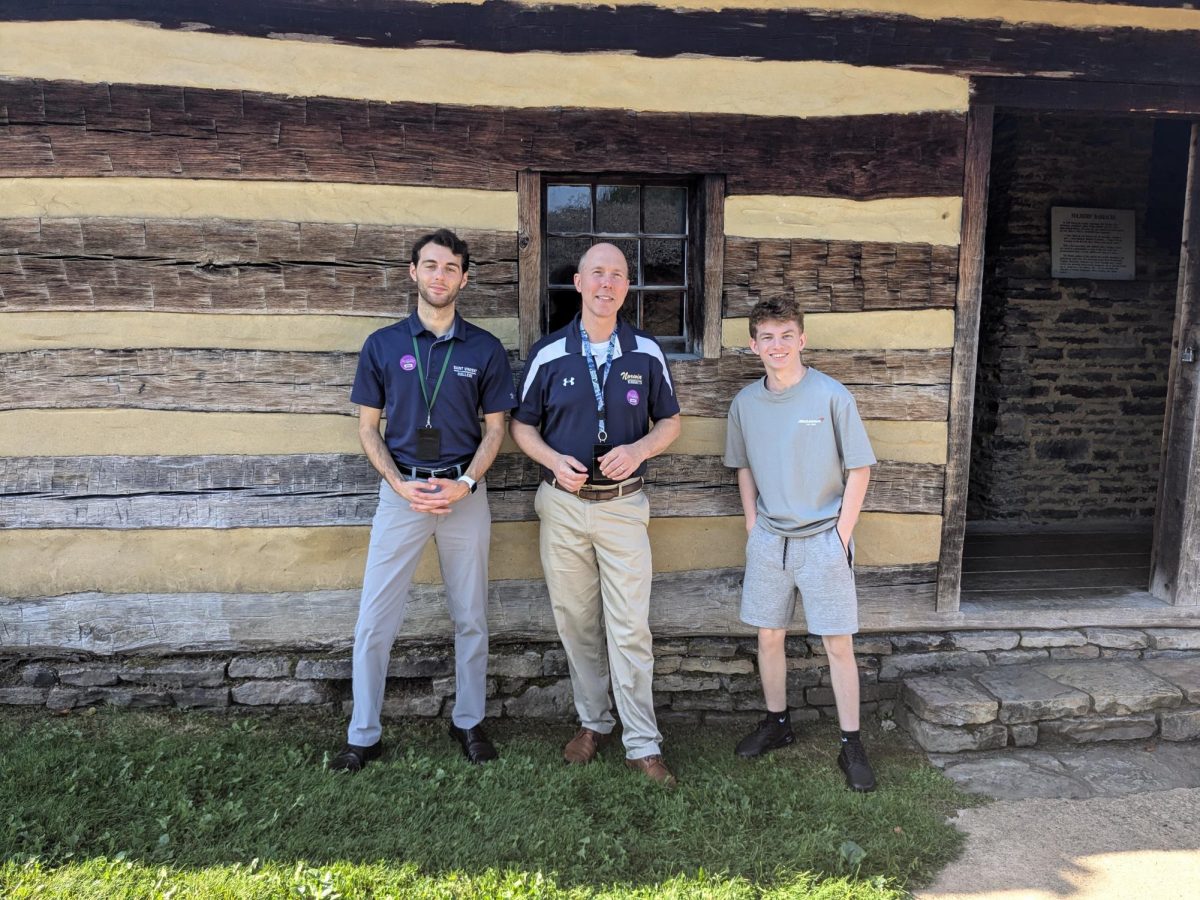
[562,727,610,764]
[625,754,677,787]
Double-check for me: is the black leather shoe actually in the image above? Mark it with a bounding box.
[329,740,382,773]
[735,714,795,759]
[837,740,877,792]
[449,723,499,764]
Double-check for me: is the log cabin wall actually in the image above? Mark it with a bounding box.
[1,4,1199,699]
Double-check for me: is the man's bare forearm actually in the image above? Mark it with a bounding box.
[463,412,507,482]
[837,466,871,540]
[629,414,681,463]
[509,420,562,471]
[360,422,405,490]
[737,467,758,531]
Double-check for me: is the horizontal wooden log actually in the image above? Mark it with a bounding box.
[1,2,1196,85]
[0,78,964,198]
[0,348,951,418]
[971,76,1200,117]
[724,237,959,316]
[0,218,518,316]
[13,571,1200,654]
[0,566,938,652]
[0,454,945,527]
[672,352,950,418]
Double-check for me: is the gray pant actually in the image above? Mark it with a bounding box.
[347,479,491,746]
[534,482,662,759]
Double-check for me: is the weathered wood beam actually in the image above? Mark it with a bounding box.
[972,76,1200,117]
[724,238,959,316]
[0,565,938,654]
[0,454,946,527]
[937,104,993,613]
[0,218,517,317]
[1151,123,1200,606]
[0,78,964,198]
[0,348,952,419]
[1,3,1196,84]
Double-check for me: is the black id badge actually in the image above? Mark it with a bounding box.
[591,443,615,485]
[416,427,442,461]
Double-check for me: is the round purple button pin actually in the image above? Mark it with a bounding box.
[399,354,417,372]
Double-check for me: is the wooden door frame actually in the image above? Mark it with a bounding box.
[937,78,1200,613]
[1151,124,1200,606]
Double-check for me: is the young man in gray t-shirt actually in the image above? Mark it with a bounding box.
[723,296,878,792]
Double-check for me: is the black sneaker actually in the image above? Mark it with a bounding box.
[837,740,877,792]
[735,714,795,759]
[329,740,382,773]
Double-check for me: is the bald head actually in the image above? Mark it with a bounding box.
[578,242,628,278]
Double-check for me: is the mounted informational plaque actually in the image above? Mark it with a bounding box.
[1051,207,1135,280]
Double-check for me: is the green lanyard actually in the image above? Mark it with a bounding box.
[412,334,455,428]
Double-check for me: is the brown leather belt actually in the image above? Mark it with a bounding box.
[543,475,644,502]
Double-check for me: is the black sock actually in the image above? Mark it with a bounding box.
[768,708,790,725]
[840,730,861,744]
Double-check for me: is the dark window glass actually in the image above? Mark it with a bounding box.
[642,238,684,287]
[644,186,686,235]
[547,235,592,287]
[546,288,581,334]
[546,184,591,233]
[542,178,691,347]
[595,184,640,233]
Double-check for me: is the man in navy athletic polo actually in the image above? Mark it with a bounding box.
[330,229,516,772]
[511,242,681,785]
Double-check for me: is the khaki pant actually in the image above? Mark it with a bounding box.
[534,481,662,759]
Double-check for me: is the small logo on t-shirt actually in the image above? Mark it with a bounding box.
[563,376,575,387]
[626,389,640,406]
[453,365,479,379]
[621,372,644,385]
[399,354,417,372]
[797,417,825,426]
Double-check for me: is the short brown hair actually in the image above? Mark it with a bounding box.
[411,228,470,271]
[749,296,804,339]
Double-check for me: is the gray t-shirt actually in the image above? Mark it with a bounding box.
[724,367,877,538]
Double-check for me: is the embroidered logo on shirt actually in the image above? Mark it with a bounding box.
[399,354,417,372]
[626,389,640,406]
[563,377,575,387]
[453,365,479,379]
[797,417,825,426]
[621,372,644,385]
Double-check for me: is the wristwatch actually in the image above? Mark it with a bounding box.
[456,475,478,494]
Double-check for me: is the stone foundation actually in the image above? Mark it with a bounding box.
[4,627,1198,728]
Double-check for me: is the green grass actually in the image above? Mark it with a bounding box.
[0,708,972,898]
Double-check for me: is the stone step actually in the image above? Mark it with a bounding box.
[898,656,1200,753]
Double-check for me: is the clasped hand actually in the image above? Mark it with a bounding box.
[392,477,469,514]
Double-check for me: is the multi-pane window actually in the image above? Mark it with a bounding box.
[543,179,692,353]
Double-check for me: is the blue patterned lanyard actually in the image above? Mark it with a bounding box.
[579,321,618,442]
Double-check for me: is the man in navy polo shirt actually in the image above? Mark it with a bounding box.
[511,242,681,785]
[330,229,516,772]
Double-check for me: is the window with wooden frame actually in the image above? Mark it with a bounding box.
[518,172,724,359]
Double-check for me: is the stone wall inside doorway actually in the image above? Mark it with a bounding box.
[969,113,1189,524]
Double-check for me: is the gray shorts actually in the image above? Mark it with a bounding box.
[740,523,859,635]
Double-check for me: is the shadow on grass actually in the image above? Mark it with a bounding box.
[0,708,971,895]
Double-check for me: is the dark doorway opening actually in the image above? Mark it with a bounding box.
[963,111,1191,603]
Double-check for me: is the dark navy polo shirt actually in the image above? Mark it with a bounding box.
[351,311,516,469]
[514,314,680,480]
